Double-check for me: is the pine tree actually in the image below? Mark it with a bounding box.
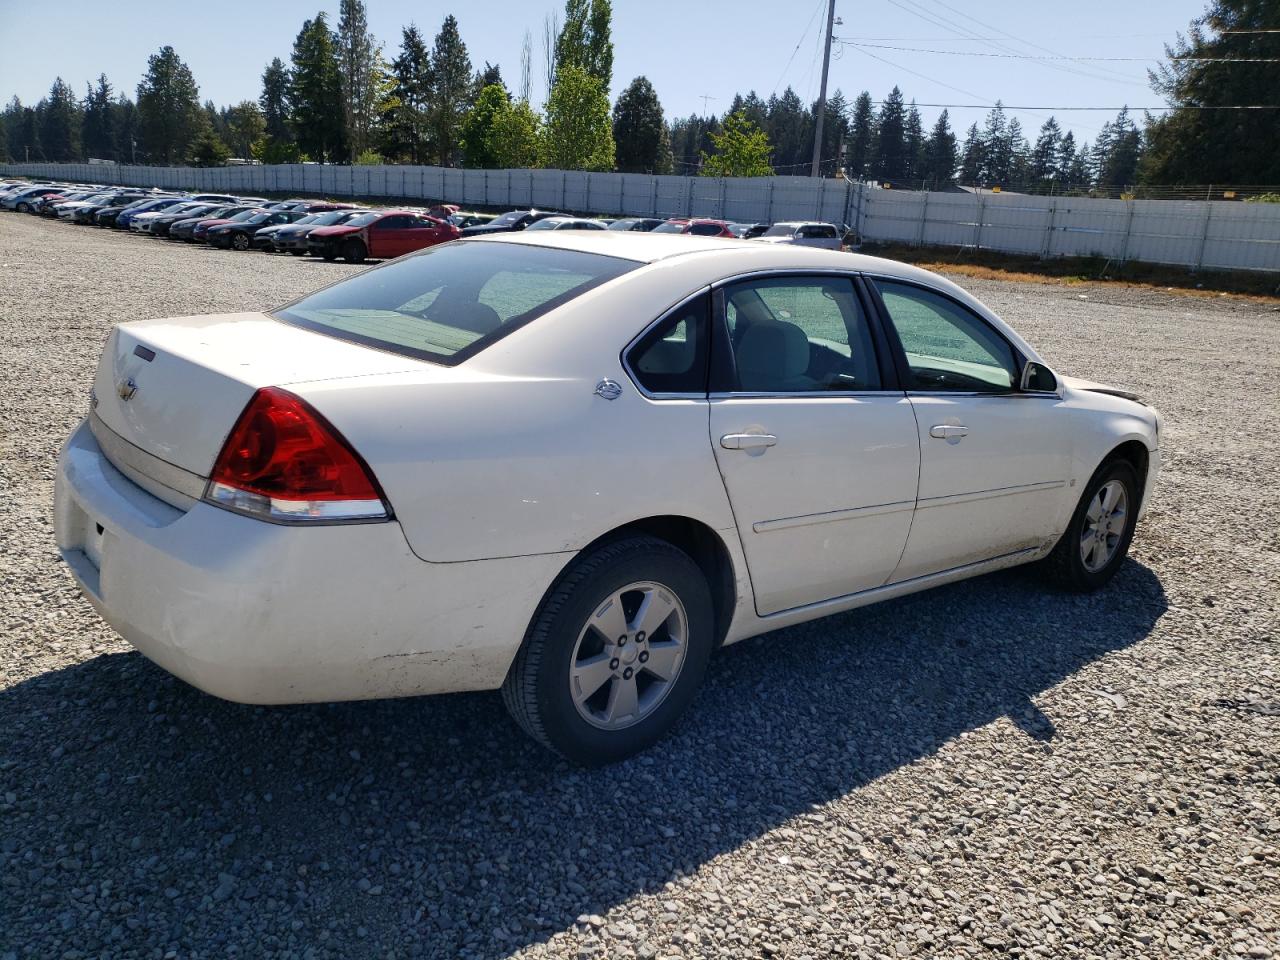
[1006,117,1030,184]
[959,123,984,184]
[555,0,613,94]
[335,0,381,161]
[1142,0,1280,184]
[1030,118,1062,187]
[81,74,116,162]
[767,87,809,172]
[289,14,346,163]
[40,78,82,161]
[1057,130,1079,186]
[258,58,295,162]
[613,76,671,174]
[428,15,473,166]
[383,24,431,163]
[191,129,231,166]
[846,91,874,179]
[701,111,773,178]
[922,110,957,187]
[979,102,1010,184]
[135,47,203,163]
[807,89,849,176]
[540,63,614,171]
[224,101,266,159]
[1100,107,1141,187]
[869,87,906,180]
[902,100,925,183]
[113,95,138,164]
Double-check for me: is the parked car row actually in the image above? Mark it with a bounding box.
[0,179,851,260]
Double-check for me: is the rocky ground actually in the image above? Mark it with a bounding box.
[0,213,1276,959]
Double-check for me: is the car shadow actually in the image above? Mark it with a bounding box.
[1,561,1166,957]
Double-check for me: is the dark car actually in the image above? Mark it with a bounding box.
[94,195,172,228]
[148,203,222,238]
[206,210,308,250]
[165,205,248,241]
[76,192,150,224]
[269,208,371,255]
[459,209,564,236]
[607,217,665,232]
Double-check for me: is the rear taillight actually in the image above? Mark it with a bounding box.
[205,387,389,523]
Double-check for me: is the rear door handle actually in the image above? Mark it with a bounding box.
[720,433,778,450]
[929,424,970,441]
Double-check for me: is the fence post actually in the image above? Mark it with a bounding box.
[718,177,726,220]
[1118,199,1136,263]
[916,190,930,247]
[651,175,658,216]
[974,190,987,250]
[855,182,867,242]
[767,179,775,224]
[1041,197,1058,258]
[1194,201,1214,271]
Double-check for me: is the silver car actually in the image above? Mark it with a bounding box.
[755,221,843,250]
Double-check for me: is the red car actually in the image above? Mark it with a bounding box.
[306,210,460,263]
[652,217,735,237]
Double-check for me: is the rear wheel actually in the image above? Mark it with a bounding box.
[502,536,714,765]
[1042,459,1140,591]
[289,249,305,257]
[342,238,367,263]
[231,232,251,251]
[16,202,31,213]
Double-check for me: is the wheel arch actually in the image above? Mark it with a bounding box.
[1099,438,1150,504]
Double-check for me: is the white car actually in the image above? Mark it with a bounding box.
[54,233,1160,763]
[755,221,844,250]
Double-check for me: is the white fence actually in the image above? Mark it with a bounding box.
[6,162,1279,273]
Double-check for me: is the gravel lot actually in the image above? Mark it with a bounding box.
[1,213,1277,960]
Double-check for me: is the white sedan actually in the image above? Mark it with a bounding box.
[55,233,1160,763]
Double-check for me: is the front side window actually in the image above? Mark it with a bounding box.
[873,279,1017,393]
[689,223,723,236]
[652,221,686,233]
[626,293,710,395]
[375,215,413,230]
[275,242,638,365]
[722,277,881,393]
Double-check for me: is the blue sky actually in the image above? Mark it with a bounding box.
[0,0,1208,147]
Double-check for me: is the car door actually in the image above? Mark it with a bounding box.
[707,274,919,616]
[368,215,412,257]
[398,216,443,252]
[868,277,1071,581]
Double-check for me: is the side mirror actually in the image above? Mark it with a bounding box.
[1020,360,1059,393]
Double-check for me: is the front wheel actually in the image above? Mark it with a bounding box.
[502,536,714,765]
[1041,459,1140,591]
[16,202,30,213]
[289,249,305,257]
[231,232,251,251]
[342,238,367,263]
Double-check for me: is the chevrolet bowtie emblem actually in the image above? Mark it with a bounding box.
[116,377,138,401]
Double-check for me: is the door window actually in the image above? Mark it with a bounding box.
[689,222,723,236]
[626,294,710,395]
[873,280,1018,393]
[376,215,414,230]
[722,277,881,393]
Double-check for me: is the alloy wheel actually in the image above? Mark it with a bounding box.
[1080,479,1128,573]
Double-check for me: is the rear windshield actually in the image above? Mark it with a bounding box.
[652,221,687,233]
[763,224,797,237]
[273,241,638,365]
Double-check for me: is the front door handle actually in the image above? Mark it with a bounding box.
[929,424,970,441]
[720,433,778,450]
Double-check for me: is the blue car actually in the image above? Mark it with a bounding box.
[115,196,186,230]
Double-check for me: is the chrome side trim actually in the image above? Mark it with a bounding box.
[753,499,915,533]
[710,390,907,400]
[915,479,1066,511]
[89,411,204,509]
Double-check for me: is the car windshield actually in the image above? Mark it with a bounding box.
[608,219,639,230]
[244,212,273,224]
[524,218,564,231]
[763,224,797,237]
[652,221,687,233]
[491,211,528,227]
[343,212,380,226]
[274,242,637,366]
[292,214,322,226]
[228,210,261,222]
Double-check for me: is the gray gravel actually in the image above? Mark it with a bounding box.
[1,212,1277,959]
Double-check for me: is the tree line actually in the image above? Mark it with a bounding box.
[2,0,1275,189]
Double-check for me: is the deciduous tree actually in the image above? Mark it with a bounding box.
[700,110,773,178]
[540,64,614,171]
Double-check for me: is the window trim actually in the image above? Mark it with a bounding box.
[863,273,1031,398]
[620,287,714,400]
[707,270,901,397]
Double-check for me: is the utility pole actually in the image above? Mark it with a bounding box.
[810,0,837,177]
[698,94,717,118]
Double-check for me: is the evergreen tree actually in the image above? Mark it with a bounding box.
[922,109,957,186]
[40,78,83,161]
[1068,139,1091,187]
[701,111,773,178]
[555,0,613,93]
[191,129,231,166]
[135,47,203,163]
[489,98,541,168]
[258,58,295,162]
[1030,117,1063,186]
[224,101,266,159]
[1006,117,1030,184]
[1141,0,1280,184]
[428,15,473,166]
[540,63,614,170]
[335,0,381,161]
[668,114,720,173]
[1100,107,1142,187]
[113,95,139,164]
[81,74,116,161]
[613,76,671,174]
[846,91,874,179]
[1057,130,1079,186]
[807,89,849,176]
[959,123,984,184]
[459,83,508,167]
[383,24,432,163]
[979,102,1010,184]
[479,62,505,91]
[869,86,906,180]
[902,100,925,182]
[767,87,809,172]
[289,14,346,162]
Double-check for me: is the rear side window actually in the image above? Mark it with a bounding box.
[626,293,710,395]
[689,223,722,236]
[274,242,638,365]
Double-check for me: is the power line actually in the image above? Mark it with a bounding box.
[772,0,828,98]
[837,41,1280,63]
[863,101,1280,110]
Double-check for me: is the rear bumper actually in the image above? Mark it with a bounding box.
[54,419,565,705]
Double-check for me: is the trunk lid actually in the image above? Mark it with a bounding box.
[92,312,421,476]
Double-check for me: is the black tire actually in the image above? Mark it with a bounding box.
[289,249,305,257]
[15,202,30,213]
[1041,458,1140,592]
[321,248,337,261]
[231,232,251,251]
[502,536,714,765]
[342,238,367,263]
